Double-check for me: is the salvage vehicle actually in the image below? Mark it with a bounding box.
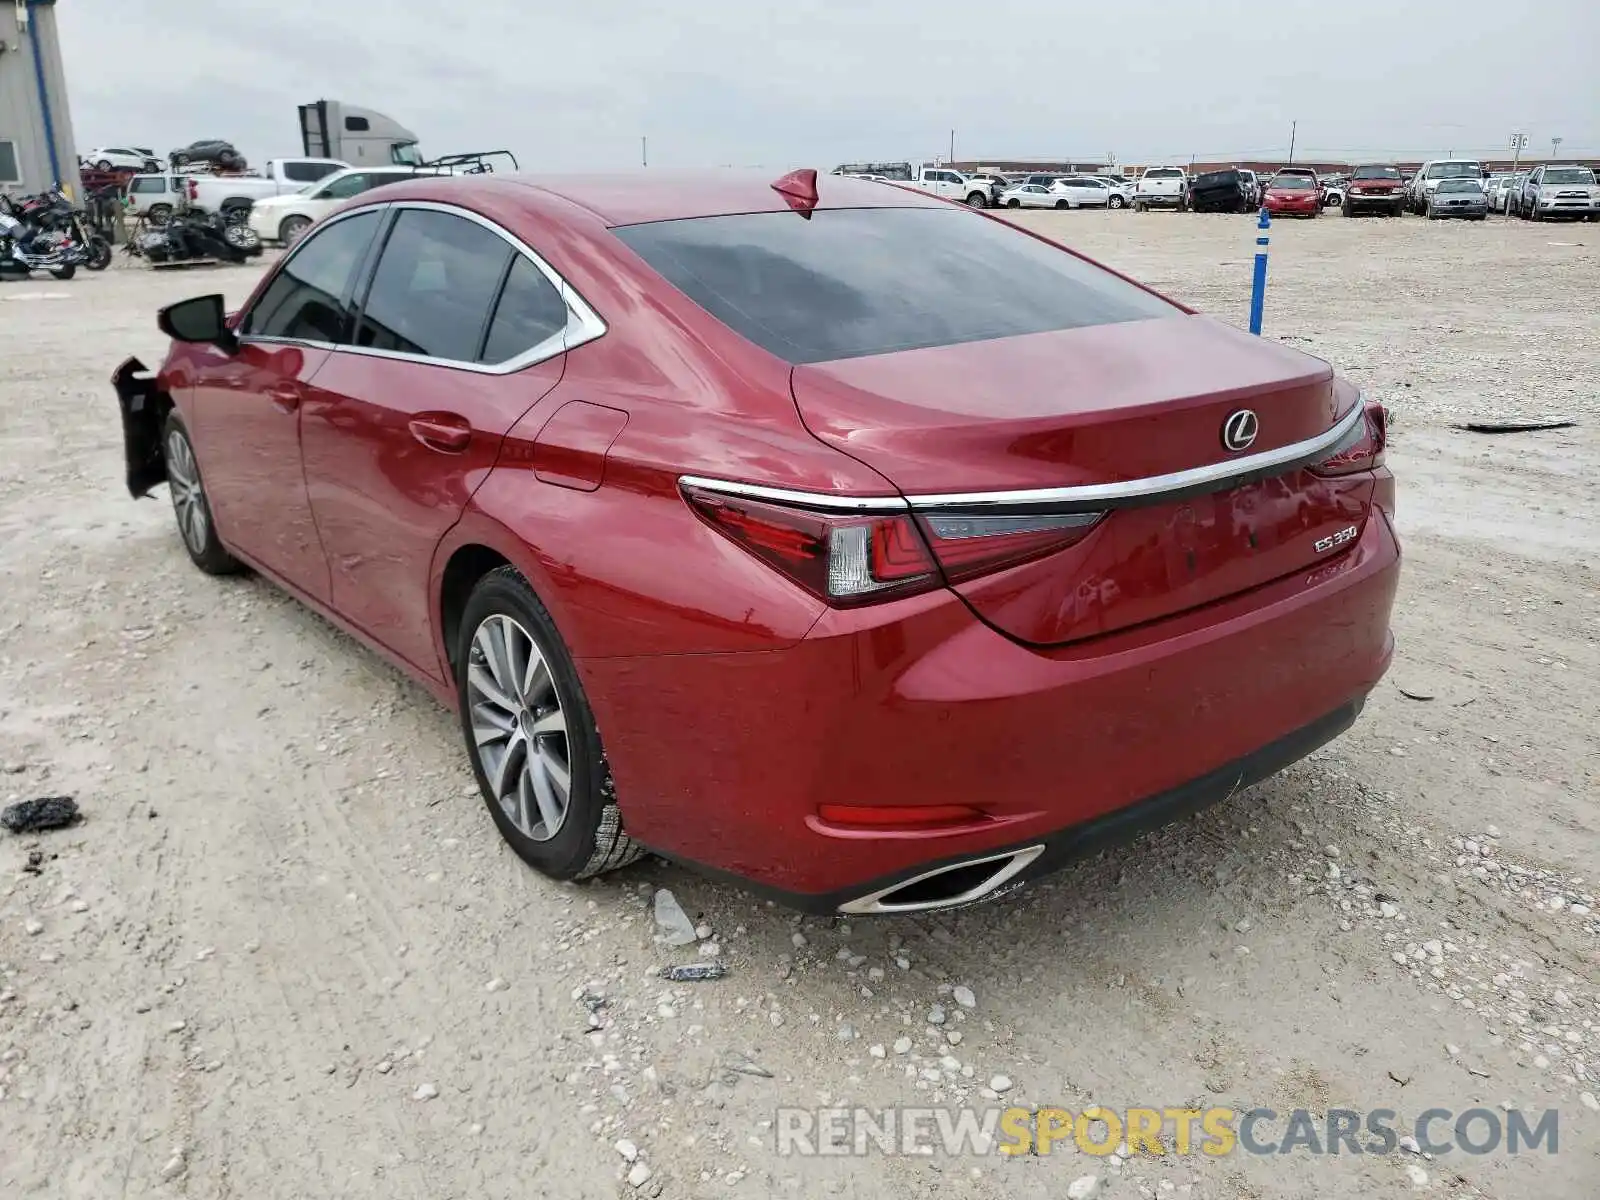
[1407,159,1484,215]
[1186,168,1250,213]
[1489,172,1525,213]
[83,146,161,172]
[171,140,248,170]
[111,170,1398,914]
[1425,178,1489,220]
[999,183,1071,209]
[189,158,349,220]
[1342,164,1406,216]
[1050,176,1129,208]
[1133,166,1187,210]
[1262,173,1322,218]
[905,166,999,208]
[1512,164,1599,221]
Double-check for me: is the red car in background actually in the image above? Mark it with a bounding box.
[112,170,1398,914]
[1344,164,1408,217]
[1264,171,1324,218]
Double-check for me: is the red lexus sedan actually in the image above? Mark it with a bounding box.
[113,170,1398,914]
[1263,173,1324,218]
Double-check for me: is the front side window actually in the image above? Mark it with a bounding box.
[356,210,512,361]
[614,206,1178,364]
[319,173,374,200]
[241,211,380,343]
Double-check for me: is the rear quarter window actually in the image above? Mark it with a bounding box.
[612,207,1178,364]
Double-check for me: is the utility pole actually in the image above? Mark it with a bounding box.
[1551,136,1563,160]
[949,129,956,165]
[641,137,648,168]
[1287,121,1297,164]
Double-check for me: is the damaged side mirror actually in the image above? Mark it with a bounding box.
[158,294,237,353]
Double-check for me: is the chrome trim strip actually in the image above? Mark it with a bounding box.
[236,199,607,376]
[679,401,1365,516]
[907,400,1366,512]
[836,845,1045,915]
[677,475,908,512]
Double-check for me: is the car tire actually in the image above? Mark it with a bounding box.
[95,158,112,171]
[279,215,313,245]
[457,566,645,882]
[162,412,244,575]
[1108,194,1125,209]
[1054,199,1069,209]
[1006,198,1021,208]
[964,192,988,208]
[147,203,172,227]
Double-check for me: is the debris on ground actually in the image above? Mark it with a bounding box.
[661,961,726,982]
[652,888,698,946]
[1,795,82,834]
[1396,687,1435,701]
[1453,419,1576,434]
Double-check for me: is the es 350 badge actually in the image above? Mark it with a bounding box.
[1315,524,1359,554]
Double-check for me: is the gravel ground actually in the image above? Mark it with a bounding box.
[1,209,1596,1199]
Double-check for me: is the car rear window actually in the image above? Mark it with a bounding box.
[612,207,1178,364]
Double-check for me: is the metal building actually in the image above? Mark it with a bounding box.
[0,0,80,195]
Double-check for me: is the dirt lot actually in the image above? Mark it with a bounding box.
[1,209,1596,1199]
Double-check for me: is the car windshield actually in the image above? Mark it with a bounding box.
[1352,166,1401,179]
[1426,162,1481,179]
[1543,168,1595,185]
[391,143,424,166]
[1271,177,1314,191]
[613,206,1179,364]
[1437,180,1482,193]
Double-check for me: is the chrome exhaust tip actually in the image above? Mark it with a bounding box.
[836,845,1045,915]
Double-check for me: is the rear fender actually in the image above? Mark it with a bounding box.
[112,356,170,498]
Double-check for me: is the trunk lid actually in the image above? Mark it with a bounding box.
[791,315,1372,645]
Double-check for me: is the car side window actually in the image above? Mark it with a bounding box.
[241,211,381,344]
[480,256,571,364]
[355,209,513,362]
[321,173,373,200]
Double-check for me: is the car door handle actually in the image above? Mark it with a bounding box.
[266,382,302,412]
[408,413,473,454]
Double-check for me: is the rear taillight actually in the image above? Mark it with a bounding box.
[682,485,1106,605]
[1310,399,1388,477]
[682,486,939,606]
[915,512,1103,582]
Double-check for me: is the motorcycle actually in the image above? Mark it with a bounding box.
[126,205,263,266]
[0,194,84,280]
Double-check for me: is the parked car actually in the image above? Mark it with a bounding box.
[998,183,1071,209]
[1407,159,1484,214]
[110,170,1398,914]
[249,165,430,244]
[905,167,999,208]
[1133,166,1188,211]
[83,146,162,173]
[171,140,248,170]
[1425,178,1489,220]
[1343,164,1406,217]
[189,158,349,220]
[1512,164,1599,221]
[1186,169,1250,213]
[1319,178,1345,208]
[1050,176,1128,209]
[123,173,197,225]
[1489,172,1525,213]
[1237,170,1261,206]
[1262,173,1322,218]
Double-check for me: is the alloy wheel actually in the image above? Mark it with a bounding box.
[467,614,572,842]
[166,429,209,555]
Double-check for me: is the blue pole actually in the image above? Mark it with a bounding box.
[26,2,65,190]
[1248,207,1270,335]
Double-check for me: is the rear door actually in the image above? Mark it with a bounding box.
[298,205,574,677]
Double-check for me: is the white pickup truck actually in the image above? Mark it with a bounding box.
[904,167,1000,209]
[1133,166,1189,211]
[189,157,348,218]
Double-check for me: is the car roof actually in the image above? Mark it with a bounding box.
[350,170,949,227]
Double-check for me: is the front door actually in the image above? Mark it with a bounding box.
[299,207,575,678]
[190,209,384,600]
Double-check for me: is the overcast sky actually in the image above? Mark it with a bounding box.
[58,0,1599,169]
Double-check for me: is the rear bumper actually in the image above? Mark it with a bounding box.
[583,511,1401,908]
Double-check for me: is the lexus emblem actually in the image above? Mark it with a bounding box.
[1221,409,1259,452]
